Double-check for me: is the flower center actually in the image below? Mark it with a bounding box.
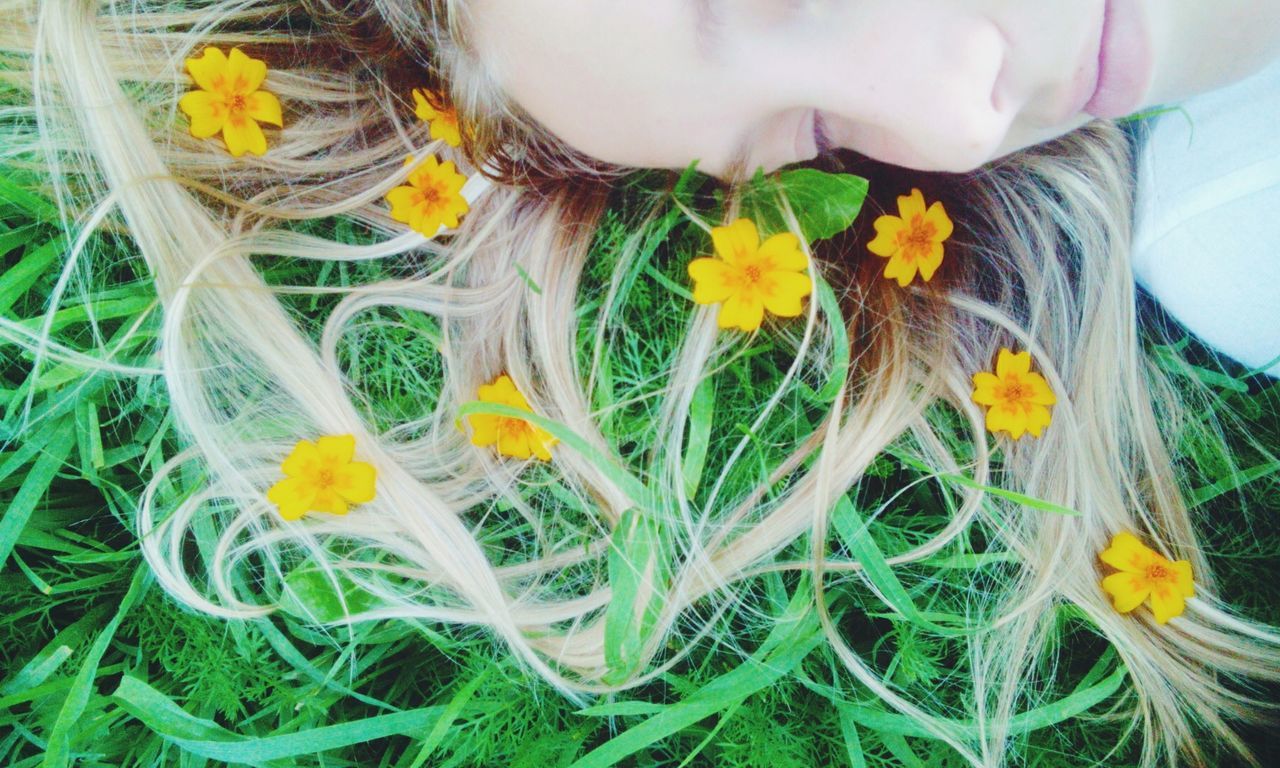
[315,468,335,488]
[1000,381,1029,403]
[415,184,444,209]
[499,417,530,437]
[742,264,764,284]
[898,215,937,261]
[1146,563,1171,581]
[228,93,247,114]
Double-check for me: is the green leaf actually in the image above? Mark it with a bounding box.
[742,168,869,242]
[0,418,76,569]
[602,508,671,685]
[681,376,716,497]
[571,576,824,768]
[112,676,450,765]
[42,567,149,768]
[278,563,384,623]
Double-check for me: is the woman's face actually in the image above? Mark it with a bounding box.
[472,1,1280,178]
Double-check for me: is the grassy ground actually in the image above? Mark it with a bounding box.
[1,162,1278,768]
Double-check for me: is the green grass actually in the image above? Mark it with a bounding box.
[1,162,1278,768]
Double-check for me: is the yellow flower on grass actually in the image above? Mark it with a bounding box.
[267,435,377,521]
[970,348,1057,439]
[386,155,469,237]
[178,47,283,157]
[687,218,813,332]
[867,188,954,287]
[462,374,558,461]
[1100,532,1195,624]
[412,89,462,147]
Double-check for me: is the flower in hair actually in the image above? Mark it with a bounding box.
[178,46,283,157]
[866,189,953,287]
[687,218,813,332]
[386,155,469,237]
[970,349,1056,439]
[267,435,377,521]
[462,374,558,461]
[413,89,462,147]
[1100,532,1194,624]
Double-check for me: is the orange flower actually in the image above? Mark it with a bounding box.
[1100,532,1195,624]
[687,218,813,332]
[412,89,462,147]
[178,47,283,157]
[386,155,469,237]
[462,374,558,461]
[866,188,953,287]
[267,435,377,521]
[970,349,1057,439]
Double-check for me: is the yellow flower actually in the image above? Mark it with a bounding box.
[970,349,1057,439]
[462,374,558,461]
[178,47,283,158]
[687,218,813,332]
[412,89,462,147]
[1100,532,1195,624]
[386,155,469,237]
[266,435,377,521]
[866,188,954,287]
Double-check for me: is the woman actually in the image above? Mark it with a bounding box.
[3,1,1278,765]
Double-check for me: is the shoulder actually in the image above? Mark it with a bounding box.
[1132,57,1280,377]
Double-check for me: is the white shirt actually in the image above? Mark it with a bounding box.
[1132,57,1280,378]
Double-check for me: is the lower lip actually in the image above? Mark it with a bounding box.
[1084,0,1153,119]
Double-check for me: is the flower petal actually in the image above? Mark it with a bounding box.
[757,232,806,272]
[267,476,318,521]
[335,461,377,503]
[413,89,439,122]
[468,413,500,447]
[310,487,350,516]
[924,200,954,242]
[883,254,917,287]
[226,47,267,94]
[1026,373,1057,405]
[866,215,905,257]
[1100,532,1155,573]
[898,188,927,221]
[315,434,356,465]
[1148,583,1186,624]
[1024,404,1052,438]
[988,404,1028,439]
[711,219,759,266]
[245,90,283,127]
[688,258,737,304]
[916,242,945,282]
[281,439,321,477]
[719,292,764,332]
[761,271,813,317]
[1102,572,1151,613]
[996,349,1031,378]
[971,372,1002,405]
[186,47,230,93]
[498,428,533,460]
[1171,560,1195,598]
[178,91,227,138]
[223,116,266,157]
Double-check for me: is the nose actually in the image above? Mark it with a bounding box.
[813,10,1013,172]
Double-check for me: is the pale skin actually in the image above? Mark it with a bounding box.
[472,0,1280,178]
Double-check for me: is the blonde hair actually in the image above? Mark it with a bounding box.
[3,1,1278,765]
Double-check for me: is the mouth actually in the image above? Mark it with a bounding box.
[1083,0,1153,118]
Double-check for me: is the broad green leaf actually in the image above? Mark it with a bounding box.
[743,168,869,242]
[278,563,383,623]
